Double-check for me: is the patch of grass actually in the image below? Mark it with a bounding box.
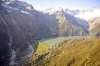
[35,42,49,55]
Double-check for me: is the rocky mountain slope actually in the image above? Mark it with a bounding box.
[44,7,90,36]
[0,0,58,66]
[90,18,100,37]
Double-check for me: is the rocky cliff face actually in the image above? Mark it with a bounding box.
[90,18,100,37]
[55,10,89,36]
[0,8,35,66]
[43,7,90,36]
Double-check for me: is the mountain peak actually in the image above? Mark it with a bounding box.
[54,7,63,11]
[2,0,34,11]
[43,7,63,14]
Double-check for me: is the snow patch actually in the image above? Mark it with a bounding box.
[20,11,30,14]
[43,7,63,14]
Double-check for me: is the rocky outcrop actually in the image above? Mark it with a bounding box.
[90,18,100,37]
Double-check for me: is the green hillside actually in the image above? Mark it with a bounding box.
[35,42,49,55]
[24,38,100,66]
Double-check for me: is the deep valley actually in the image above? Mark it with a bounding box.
[0,0,100,66]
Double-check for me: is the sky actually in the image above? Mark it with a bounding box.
[20,0,100,10]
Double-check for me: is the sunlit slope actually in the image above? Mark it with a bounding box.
[24,38,100,66]
[35,42,49,55]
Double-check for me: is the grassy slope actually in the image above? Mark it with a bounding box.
[35,42,49,55]
[24,38,100,66]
